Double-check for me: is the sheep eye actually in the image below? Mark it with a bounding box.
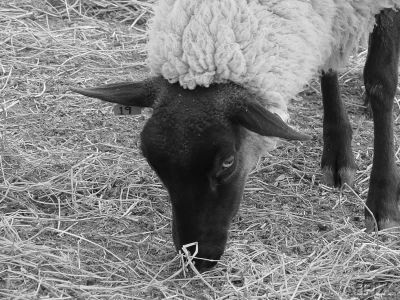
[221,155,235,169]
[214,154,236,183]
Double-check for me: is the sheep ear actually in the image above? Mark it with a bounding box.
[71,77,163,109]
[231,101,310,141]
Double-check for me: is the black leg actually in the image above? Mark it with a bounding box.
[321,70,357,187]
[364,9,400,231]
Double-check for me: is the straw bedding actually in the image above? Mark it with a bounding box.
[1,1,400,299]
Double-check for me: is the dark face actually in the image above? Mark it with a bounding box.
[140,84,255,271]
[72,77,308,271]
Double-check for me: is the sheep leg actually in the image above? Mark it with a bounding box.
[364,9,400,231]
[320,70,357,187]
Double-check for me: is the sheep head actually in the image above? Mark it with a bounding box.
[72,77,309,271]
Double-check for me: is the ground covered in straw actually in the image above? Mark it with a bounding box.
[1,1,400,299]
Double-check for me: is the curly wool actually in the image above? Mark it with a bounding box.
[148,0,399,121]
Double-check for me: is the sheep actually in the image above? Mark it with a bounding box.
[72,1,400,271]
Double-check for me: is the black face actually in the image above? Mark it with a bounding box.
[73,78,308,271]
[140,84,250,271]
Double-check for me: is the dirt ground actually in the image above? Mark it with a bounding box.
[1,1,400,299]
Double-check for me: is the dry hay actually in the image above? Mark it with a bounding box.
[1,1,400,299]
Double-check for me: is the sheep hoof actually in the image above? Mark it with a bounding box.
[321,166,356,188]
[321,121,356,188]
[365,176,400,232]
[321,127,356,187]
[365,218,400,233]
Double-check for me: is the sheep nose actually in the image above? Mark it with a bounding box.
[193,257,218,272]
[181,243,222,272]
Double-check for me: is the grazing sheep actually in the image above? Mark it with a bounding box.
[72,1,400,271]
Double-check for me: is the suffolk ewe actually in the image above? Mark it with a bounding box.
[72,0,400,271]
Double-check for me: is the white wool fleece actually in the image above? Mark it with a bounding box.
[148,0,398,122]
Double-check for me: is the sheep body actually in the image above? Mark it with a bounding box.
[148,0,399,123]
